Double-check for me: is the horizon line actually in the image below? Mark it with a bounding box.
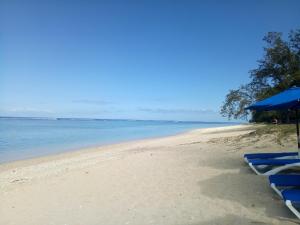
[0,116,239,124]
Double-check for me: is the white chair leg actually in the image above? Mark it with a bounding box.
[270,183,283,198]
[286,200,300,219]
[248,163,264,175]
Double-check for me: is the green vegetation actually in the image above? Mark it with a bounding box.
[221,29,300,122]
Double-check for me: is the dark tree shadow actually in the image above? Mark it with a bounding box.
[184,214,298,225]
[198,152,251,173]
[197,173,296,220]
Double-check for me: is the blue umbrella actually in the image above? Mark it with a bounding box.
[246,87,300,111]
[246,87,300,155]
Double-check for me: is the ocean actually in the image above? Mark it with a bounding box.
[0,117,238,163]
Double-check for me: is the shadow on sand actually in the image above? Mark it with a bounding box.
[198,152,252,174]
[197,172,296,221]
[186,214,267,225]
[185,213,299,225]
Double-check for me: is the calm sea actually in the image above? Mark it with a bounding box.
[0,117,238,163]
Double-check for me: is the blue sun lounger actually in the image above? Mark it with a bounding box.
[247,158,300,175]
[244,152,298,163]
[282,189,300,219]
[269,174,300,197]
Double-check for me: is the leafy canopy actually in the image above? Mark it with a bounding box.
[221,29,300,121]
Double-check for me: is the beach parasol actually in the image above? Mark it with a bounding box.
[246,87,300,156]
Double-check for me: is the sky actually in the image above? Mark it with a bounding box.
[1,0,300,122]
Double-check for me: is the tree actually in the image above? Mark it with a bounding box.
[220,84,254,120]
[221,29,300,121]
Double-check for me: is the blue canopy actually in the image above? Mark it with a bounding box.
[246,86,300,155]
[246,87,300,111]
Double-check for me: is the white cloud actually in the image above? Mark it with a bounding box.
[8,107,54,114]
[72,99,112,105]
[138,107,216,114]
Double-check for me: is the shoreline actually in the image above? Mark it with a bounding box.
[0,124,253,189]
[0,121,242,165]
[1,123,298,225]
[0,124,245,170]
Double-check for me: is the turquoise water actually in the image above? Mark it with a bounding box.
[0,117,238,163]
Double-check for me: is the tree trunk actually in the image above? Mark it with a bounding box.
[287,112,290,124]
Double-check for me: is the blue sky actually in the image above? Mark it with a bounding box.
[1,0,300,121]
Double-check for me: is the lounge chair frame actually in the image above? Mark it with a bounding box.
[248,162,300,176]
[286,200,300,219]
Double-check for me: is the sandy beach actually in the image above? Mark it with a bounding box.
[0,124,299,225]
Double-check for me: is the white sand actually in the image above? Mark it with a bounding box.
[0,124,299,225]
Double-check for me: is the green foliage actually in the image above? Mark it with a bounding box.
[220,84,253,120]
[221,29,300,121]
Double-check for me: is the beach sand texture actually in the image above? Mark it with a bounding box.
[0,125,299,225]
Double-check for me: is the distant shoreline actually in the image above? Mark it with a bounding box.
[0,115,241,124]
[0,118,242,164]
[0,124,245,168]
